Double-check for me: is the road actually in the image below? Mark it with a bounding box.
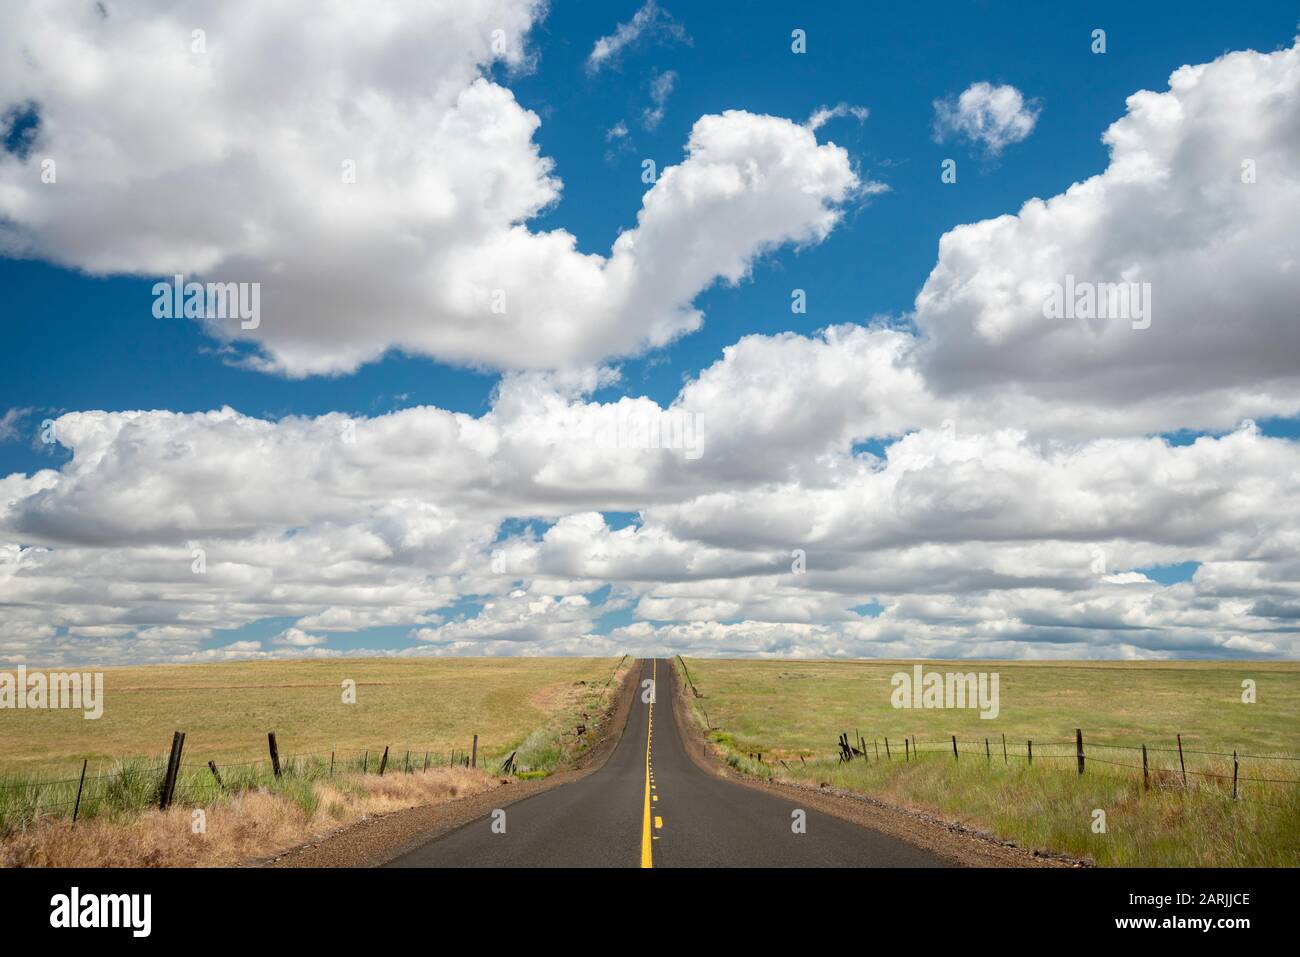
[385,659,950,867]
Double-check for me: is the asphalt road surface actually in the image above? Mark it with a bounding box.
[386,659,950,867]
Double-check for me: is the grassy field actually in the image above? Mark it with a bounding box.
[679,658,1300,867]
[0,657,625,776]
[0,656,627,838]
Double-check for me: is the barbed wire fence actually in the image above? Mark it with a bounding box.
[760,728,1300,810]
[0,731,496,833]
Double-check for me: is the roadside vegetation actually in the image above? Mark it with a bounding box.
[1,761,496,867]
[499,655,630,775]
[0,656,630,865]
[679,657,1300,867]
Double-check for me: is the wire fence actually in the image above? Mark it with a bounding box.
[0,737,497,834]
[758,728,1300,810]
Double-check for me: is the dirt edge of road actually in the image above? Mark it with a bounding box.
[669,660,1086,868]
[261,663,639,868]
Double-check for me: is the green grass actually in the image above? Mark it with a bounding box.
[680,657,1300,867]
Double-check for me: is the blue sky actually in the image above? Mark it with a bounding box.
[5,0,1295,471]
[2,1,1300,664]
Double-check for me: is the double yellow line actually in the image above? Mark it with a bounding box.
[640,658,656,868]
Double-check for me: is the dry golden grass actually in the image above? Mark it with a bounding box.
[1,766,496,868]
[0,657,633,865]
[0,656,625,775]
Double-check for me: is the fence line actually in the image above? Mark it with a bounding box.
[805,728,1300,806]
[0,730,494,830]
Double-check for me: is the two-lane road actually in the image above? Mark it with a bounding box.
[386,659,949,867]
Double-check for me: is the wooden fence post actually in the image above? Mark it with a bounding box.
[329,750,335,777]
[423,751,429,771]
[267,732,281,779]
[378,745,389,776]
[362,749,368,774]
[72,759,87,824]
[1177,733,1187,788]
[676,655,698,696]
[1076,728,1085,775]
[985,738,990,762]
[1232,750,1238,799]
[952,735,958,760]
[471,734,478,769]
[884,737,891,760]
[904,738,910,761]
[405,750,410,774]
[207,760,224,789]
[1142,744,1149,790]
[1027,739,1033,766]
[1002,733,1007,764]
[160,731,185,809]
[873,738,879,759]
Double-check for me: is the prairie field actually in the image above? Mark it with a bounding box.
[0,656,628,844]
[0,656,625,776]
[679,658,1300,866]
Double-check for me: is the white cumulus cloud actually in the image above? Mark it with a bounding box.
[0,1,852,376]
[933,81,1040,154]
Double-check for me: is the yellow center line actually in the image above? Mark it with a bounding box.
[639,658,656,868]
